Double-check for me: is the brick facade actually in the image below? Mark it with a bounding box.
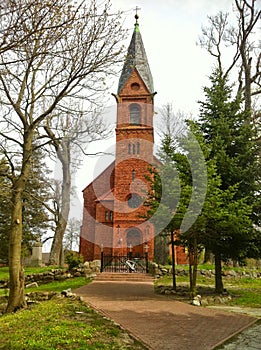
[80,69,156,261]
[80,19,187,265]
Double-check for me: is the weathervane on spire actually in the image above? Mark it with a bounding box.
[134,6,141,24]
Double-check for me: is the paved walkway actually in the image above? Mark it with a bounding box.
[74,281,259,350]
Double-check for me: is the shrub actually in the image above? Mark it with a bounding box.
[65,251,83,271]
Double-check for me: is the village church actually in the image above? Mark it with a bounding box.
[80,14,186,265]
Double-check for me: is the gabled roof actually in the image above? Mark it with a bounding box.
[96,188,114,202]
[118,17,154,94]
[82,161,115,193]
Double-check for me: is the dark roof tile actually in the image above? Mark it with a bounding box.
[118,22,154,94]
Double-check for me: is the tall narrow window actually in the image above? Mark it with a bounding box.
[132,144,136,154]
[130,104,141,125]
[137,142,140,154]
[132,169,135,181]
[128,143,131,154]
[110,211,113,221]
[105,211,109,221]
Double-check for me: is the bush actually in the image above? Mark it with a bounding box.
[65,251,83,271]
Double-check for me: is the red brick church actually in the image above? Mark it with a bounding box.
[80,15,186,264]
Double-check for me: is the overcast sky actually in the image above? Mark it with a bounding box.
[48,1,238,250]
[110,0,234,112]
[73,0,234,191]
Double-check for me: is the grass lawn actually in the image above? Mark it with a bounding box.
[0,297,146,349]
[0,266,64,281]
[155,272,261,308]
[0,267,146,349]
[0,267,87,297]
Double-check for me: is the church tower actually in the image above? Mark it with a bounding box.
[112,14,156,258]
[80,14,156,262]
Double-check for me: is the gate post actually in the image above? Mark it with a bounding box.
[100,244,104,273]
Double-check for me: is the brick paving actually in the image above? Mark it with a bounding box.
[75,280,258,350]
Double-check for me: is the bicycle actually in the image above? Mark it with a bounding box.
[124,258,145,273]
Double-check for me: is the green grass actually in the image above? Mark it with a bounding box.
[26,277,90,293]
[0,267,10,281]
[0,277,89,297]
[156,273,261,308]
[0,266,64,281]
[0,298,146,350]
[0,267,89,296]
[0,274,146,349]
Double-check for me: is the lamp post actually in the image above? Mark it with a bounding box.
[129,244,133,260]
[145,243,149,273]
[128,244,133,273]
[116,224,121,256]
[119,238,123,257]
[100,244,104,273]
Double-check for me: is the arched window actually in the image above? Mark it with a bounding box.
[137,142,140,154]
[129,103,141,125]
[127,229,141,247]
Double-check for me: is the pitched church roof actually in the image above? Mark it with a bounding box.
[118,15,154,94]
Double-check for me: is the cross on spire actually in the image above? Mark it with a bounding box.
[134,6,141,23]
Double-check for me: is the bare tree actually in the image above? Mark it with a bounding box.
[44,108,111,265]
[198,0,260,112]
[0,0,126,313]
[156,103,191,149]
[63,218,81,251]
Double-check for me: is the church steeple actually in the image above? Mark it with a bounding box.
[118,15,154,94]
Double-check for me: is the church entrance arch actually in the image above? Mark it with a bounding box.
[126,228,143,257]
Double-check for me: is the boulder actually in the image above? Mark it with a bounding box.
[25,282,39,288]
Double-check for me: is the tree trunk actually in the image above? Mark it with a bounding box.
[188,237,198,297]
[171,231,176,291]
[6,191,26,312]
[191,237,198,297]
[189,253,193,292]
[154,234,169,265]
[203,248,212,263]
[6,129,33,312]
[214,252,224,293]
[49,143,71,266]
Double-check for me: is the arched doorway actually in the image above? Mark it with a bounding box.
[126,228,143,257]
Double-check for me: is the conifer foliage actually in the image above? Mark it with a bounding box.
[196,69,260,292]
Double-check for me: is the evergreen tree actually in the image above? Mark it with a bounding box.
[197,69,260,292]
[0,158,12,262]
[147,126,208,293]
[0,149,52,262]
[21,147,52,257]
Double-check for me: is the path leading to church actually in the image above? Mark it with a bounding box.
[74,280,259,350]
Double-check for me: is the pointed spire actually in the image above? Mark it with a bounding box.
[117,13,154,94]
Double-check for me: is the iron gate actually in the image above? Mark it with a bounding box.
[100,255,148,273]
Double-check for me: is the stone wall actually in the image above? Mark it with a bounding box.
[150,262,261,279]
[0,260,101,289]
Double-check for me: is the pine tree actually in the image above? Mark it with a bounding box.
[197,68,260,292]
